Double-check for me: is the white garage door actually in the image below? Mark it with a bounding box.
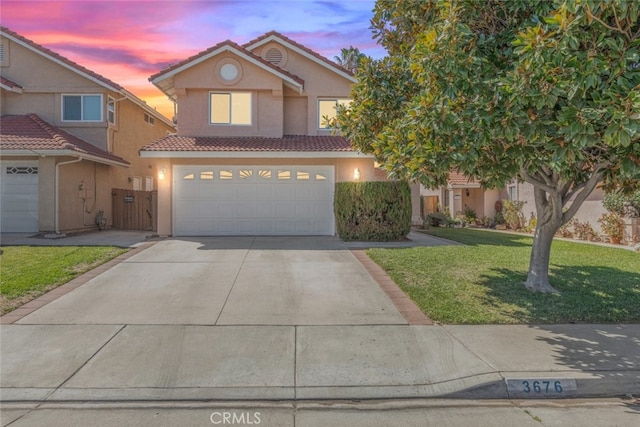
[173,165,335,236]
[0,161,39,233]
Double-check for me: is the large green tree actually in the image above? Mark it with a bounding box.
[337,0,640,292]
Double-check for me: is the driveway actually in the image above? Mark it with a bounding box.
[16,236,405,325]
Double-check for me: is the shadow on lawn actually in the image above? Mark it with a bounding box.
[478,265,640,324]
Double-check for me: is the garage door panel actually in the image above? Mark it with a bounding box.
[174,165,334,236]
[1,162,39,233]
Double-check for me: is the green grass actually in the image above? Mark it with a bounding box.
[366,228,640,324]
[0,246,127,314]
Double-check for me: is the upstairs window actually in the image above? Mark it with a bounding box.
[144,113,155,125]
[62,94,102,121]
[210,92,251,125]
[318,98,351,129]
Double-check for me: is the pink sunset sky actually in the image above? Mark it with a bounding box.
[1,0,385,119]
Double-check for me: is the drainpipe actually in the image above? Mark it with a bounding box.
[55,157,83,234]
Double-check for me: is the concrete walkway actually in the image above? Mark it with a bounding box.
[1,233,638,408]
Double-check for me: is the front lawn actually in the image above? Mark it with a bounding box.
[366,228,640,324]
[0,246,126,314]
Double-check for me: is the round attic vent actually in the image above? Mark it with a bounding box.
[265,47,284,65]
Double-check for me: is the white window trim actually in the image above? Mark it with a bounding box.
[61,94,104,122]
[145,176,154,191]
[209,91,252,126]
[144,113,155,125]
[318,98,351,130]
[107,96,116,125]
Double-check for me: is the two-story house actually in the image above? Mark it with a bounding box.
[0,26,174,234]
[142,31,421,236]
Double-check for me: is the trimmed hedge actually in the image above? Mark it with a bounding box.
[334,181,412,241]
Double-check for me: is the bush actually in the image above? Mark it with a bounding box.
[463,206,477,224]
[334,181,412,241]
[598,212,625,243]
[426,211,452,227]
[571,219,597,241]
[502,199,526,230]
[604,190,640,218]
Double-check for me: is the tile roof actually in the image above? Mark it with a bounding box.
[0,75,23,90]
[0,114,129,165]
[141,134,354,152]
[149,39,304,86]
[243,31,354,77]
[448,171,479,186]
[0,26,123,92]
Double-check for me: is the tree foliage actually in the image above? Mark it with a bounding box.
[337,0,640,292]
[333,46,367,73]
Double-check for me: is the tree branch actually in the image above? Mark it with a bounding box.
[521,168,556,195]
[585,5,631,41]
[562,169,604,224]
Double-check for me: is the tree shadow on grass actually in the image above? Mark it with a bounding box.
[478,265,640,324]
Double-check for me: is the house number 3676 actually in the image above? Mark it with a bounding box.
[522,380,563,393]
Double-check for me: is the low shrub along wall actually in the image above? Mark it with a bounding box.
[334,181,411,241]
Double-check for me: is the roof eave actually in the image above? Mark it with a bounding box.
[245,35,357,83]
[139,150,372,159]
[0,149,130,167]
[0,83,23,93]
[150,44,304,95]
[1,30,122,93]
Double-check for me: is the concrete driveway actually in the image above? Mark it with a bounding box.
[16,236,405,326]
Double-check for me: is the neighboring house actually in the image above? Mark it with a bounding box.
[143,31,420,236]
[420,172,501,221]
[0,26,174,234]
[422,173,609,234]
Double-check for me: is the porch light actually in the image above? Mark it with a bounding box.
[158,168,167,180]
[353,168,360,180]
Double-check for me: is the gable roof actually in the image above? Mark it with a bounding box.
[140,135,369,159]
[0,26,173,128]
[243,31,356,83]
[149,39,305,99]
[0,114,129,167]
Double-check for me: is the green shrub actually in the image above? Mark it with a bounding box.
[334,181,412,241]
[426,211,452,227]
[604,190,640,217]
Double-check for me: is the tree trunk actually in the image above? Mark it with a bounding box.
[525,223,559,293]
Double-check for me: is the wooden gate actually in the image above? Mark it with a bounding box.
[111,189,157,231]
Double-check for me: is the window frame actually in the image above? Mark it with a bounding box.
[209,91,252,126]
[107,96,116,125]
[318,98,351,130]
[62,94,103,122]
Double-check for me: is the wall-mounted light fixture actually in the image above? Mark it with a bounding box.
[465,189,470,197]
[158,167,167,180]
[353,168,360,180]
